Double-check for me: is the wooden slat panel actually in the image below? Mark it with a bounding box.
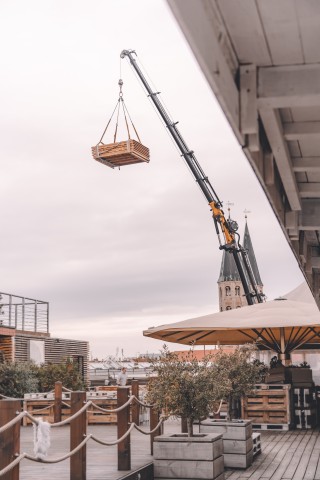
[217,0,272,66]
[14,334,89,385]
[0,336,14,361]
[296,0,320,63]
[257,0,304,65]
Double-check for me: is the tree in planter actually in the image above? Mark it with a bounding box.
[212,345,265,421]
[146,346,228,437]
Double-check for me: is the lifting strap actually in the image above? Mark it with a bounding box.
[98,79,142,145]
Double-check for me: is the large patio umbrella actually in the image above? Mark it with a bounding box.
[143,283,320,359]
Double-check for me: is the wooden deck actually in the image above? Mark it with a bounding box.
[19,422,320,480]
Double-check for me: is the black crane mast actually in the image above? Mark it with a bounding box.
[121,49,263,305]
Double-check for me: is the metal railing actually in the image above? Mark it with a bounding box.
[0,292,49,333]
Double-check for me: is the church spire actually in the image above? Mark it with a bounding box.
[217,215,263,311]
[243,220,263,287]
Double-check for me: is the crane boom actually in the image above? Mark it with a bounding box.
[121,49,264,305]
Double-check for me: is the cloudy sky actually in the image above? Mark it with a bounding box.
[0,0,305,359]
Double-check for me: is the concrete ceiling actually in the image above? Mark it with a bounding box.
[167,0,320,307]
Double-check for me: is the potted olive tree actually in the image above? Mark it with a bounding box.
[147,346,226,480]
[200,345,265,469]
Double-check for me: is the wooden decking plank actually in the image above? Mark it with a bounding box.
[224,432,291,480]
[240,432,297,479]
[240,432,303,480]
[263,432,307,480]
[303,432,320,479]
[257,431,305,479]
[281,431,315,479]
[223,431,299,480]
[312,433,320,479]
[291,431,318,480]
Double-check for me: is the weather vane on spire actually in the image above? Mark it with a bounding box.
[226,201,234,218]
[244,208,251,220]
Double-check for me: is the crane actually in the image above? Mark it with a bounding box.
[120,49,264,306]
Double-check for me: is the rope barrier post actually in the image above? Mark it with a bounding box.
[117,387,131,471]
[131,380,140,426]
[150,408,161,455]
[0,400,20,480]
[181,417,188,433]
[54,381,62,423]
[70,391,87,480]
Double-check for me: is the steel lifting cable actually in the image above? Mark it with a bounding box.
[123,101,141,142]
[98,99,120,145]
[98,79,142,145]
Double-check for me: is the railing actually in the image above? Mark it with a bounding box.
[22,383,150,425]
[0,382,164,480]
[0,291,49,333]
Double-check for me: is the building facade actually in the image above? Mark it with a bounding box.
[0,291,89,382]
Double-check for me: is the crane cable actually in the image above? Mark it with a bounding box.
[97,79,142,145]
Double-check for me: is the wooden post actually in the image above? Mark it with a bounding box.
[0,400,20,480]
[131,380,140,426]
[117,387,131,471]
[54,381,62,423]
[150,407,161,455]
[181,416,188,433]
[70,391,87,480]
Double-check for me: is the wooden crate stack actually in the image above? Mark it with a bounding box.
[241,384,292,429]
[23,392,71,426]
[22,386,146,425]
[92,139,150,168]
[87,390,118,424]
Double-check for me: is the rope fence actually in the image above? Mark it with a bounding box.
[0,383,165,480]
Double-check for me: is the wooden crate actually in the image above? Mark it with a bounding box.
[87,398,118,424]
[22,400,71,426]
[241,384,291,425]
[92,139,150,168]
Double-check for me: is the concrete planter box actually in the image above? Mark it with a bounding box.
[153,433,224,479]
[199,419,253,469]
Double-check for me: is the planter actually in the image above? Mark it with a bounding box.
[265,366,288,384]
[153,433,224,480]
[287,368,313,385]
[199,419,253,469]
[266,367,313,386]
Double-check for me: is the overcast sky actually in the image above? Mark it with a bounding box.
[0,0,305,359]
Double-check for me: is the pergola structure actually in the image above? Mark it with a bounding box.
[167,0,320,307]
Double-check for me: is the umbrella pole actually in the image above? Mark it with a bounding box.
[279,352,291,366]
[279,328,291,365]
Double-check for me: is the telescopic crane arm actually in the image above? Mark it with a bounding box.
[121,49,264,305]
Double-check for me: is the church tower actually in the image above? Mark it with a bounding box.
[218,219,263,311]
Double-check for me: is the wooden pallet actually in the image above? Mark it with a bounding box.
[252,423,290,431]
[241,384,291,425]
[92,139,150,168]
[22,400,71,426]
[87,398,119,424]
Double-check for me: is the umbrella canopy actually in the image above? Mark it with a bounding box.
[143,283,320,355]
